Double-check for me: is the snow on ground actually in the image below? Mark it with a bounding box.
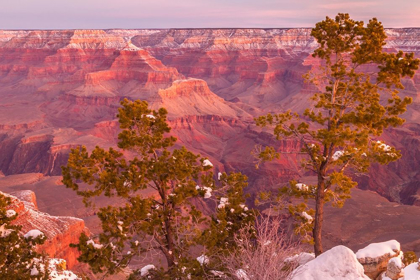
[402,262,420,279]
[290,245,370,280]
[356,240,400,259]
[285,252,315,266]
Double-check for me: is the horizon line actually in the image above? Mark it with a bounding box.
[1,27,420,31]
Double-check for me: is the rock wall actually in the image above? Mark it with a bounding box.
[4,190,88,268]
[0,28,419,204]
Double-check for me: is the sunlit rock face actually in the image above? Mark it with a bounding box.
[3,190,88,268]
[0,28,419,205]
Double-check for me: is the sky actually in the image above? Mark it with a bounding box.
[1,0,419,29]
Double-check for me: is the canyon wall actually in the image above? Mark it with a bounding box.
[4,190,88,268]
[0,28,419,205]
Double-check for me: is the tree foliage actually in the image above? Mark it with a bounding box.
[0,193,49,279]
[62,99,254,279]
[255,13,419,256]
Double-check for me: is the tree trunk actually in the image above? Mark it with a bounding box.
[313,174,325,256]
[164,217,175,268]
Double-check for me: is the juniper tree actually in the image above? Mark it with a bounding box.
[62,99,254,279]
[255,13,419,256]
[0,193,49,279]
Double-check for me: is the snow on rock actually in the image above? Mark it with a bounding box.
[402,262,420,280]
[48,258,80,280]
[356,240,400,259]
[140,264,156,277]
[24,229,44,239]
[356,240,401,280]
[2,190,87,268]
[382,255,404,280]
[389,256,403,269]
[218,197,229,209]
[290,245,370,280]
[145,114,156,119]
[203,159,213,167]
[6,209,16,217]
[197,254,209,265]
[218,172,222,180]
[285,252,315,266]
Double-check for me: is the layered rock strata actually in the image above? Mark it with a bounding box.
[4,190,88,268]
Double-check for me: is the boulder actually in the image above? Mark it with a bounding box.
[356,240,401,279]
[382,256,404,280]
[290,245,370,280]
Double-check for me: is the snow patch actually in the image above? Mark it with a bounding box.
[197,254,209,265]
[6,209,16,218]
[332,150,344,161]
[87,239,104,249]
[356,240,400,259]
[291,245,369,280]
[218,197,229,209]
[301,211,313,222]
[296,183,308,191]
[24,229,44,239]
[235,269,250,280]
[377,141,392,152]
[285,252,315,266]
[403,262,420,279]
[140,264,156,277]
[389,256,403,269]
[203,159,213,167]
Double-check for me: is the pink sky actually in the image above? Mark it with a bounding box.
[1,0,419,29]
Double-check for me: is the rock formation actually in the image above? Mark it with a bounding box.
[0,28,419,205]
[3,190,88,268]
[290,245,370,280]
[356,240,401,279]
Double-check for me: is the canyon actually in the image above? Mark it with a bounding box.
[0,28,419,267]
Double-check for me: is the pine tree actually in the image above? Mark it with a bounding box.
[62,99,254,279]
[0,193,49,279]
[255,13,419,256]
